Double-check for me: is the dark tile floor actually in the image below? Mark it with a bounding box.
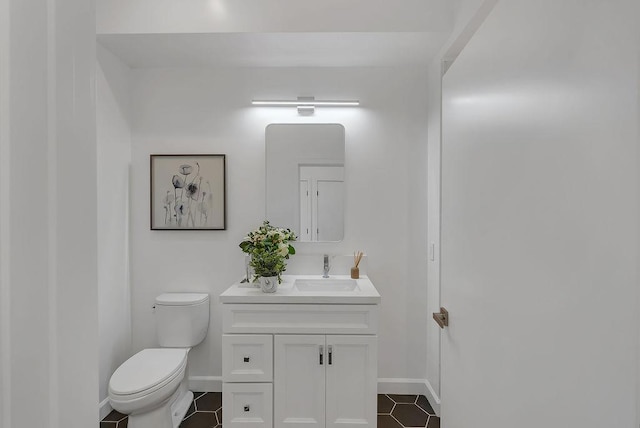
[101,392,439,428]
[378,394,440,428]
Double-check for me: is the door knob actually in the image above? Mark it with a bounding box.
[433,307,449,329]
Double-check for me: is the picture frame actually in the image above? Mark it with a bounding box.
[150,154,226,230]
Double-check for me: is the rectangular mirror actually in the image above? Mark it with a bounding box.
[266,124,345,242]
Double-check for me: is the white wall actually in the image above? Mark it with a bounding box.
[97,44,133,414]
[451,0,486,35]
[125,66,429,385]
[0,0,98,427]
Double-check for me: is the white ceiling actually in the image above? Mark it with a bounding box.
[98,32,452,68]
[97,0,453,34]
[97,0,454,68]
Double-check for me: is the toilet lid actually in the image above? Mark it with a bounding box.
[109,348,188,396]
[156,293,209,306]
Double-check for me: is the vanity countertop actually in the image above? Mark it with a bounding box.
[219,274,380,304]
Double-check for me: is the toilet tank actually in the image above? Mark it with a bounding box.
[155,293,210,348]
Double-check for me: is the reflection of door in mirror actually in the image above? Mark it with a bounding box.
[265,124,345,242]
[299,166,344,242]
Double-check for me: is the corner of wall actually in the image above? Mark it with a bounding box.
[0,0,10,423]
[97,43,134,408]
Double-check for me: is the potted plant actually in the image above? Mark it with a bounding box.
[239,221,296,292]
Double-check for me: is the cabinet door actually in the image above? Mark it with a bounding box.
[274,335,326,428]
[325,335,377,428]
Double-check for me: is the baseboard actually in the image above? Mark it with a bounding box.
[377,378,440,417]
[185,377,439,414]
[377,378,426,395]
[99,397,112,420]
[424,378,441,417]
[188,375,222,392]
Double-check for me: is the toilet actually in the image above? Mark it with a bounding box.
[109,293,210,428]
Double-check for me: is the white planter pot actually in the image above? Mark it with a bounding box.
[259,276,278,293]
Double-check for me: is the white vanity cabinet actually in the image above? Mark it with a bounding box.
[274,334,377,428]
[220,276,380,428]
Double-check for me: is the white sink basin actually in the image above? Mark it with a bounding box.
[294,278,360,292]
[221,275,380,304]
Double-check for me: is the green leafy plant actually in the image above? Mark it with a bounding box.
[239,221,296,283]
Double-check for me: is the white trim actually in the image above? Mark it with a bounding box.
[99,398,113,420]
[441,0,499,74]
[377,378,426,395]
[424,378,441,417]
[46,0,59,425]
[103,378,439,418]
[377,378,440,416]
[0,0,11,423]
[188,376,222,392]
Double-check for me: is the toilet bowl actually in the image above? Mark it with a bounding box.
[108,293,210,428]
[109,348,193,428]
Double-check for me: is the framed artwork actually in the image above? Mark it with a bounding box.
[150,154,226,230]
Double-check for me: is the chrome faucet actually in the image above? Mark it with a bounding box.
[323,254,330,278]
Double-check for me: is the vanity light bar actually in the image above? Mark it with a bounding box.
[252,97,359,115]
[251,99,360,107]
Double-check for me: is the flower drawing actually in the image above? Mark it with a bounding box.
[186,182,199,200]
[162,161,214,228]
[172,175,185,189]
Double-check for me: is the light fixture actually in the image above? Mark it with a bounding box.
[251,96,360,115]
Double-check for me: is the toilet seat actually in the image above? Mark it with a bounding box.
[109,348,188,413]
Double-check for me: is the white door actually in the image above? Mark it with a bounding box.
[440,1,638,427]
[299,166,344,242]
[316,180,344,242]
[325,336,377,428]
[274,335,326,428]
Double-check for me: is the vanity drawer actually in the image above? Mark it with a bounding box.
[223,334,273,382]
[223,383,273,428]
[222,304,378,334]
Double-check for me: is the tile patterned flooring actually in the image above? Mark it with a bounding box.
[378,394,440,428]
[100,392,440,428]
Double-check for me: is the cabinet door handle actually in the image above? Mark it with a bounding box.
[243,356,250,363]
[328,345,333,365]
[319,345,324,365]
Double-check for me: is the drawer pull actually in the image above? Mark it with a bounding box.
[244,405,250,412]
[243,356,250,363]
